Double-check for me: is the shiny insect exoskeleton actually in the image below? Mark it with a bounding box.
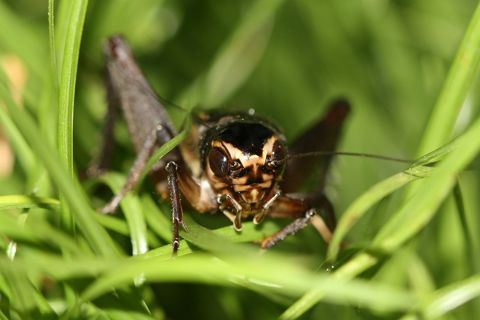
[197,113,287,227]
[95,36,350,253]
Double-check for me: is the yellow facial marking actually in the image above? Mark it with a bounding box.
[211,136,278,169]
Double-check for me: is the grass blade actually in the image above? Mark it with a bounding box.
[328,168,429,260]
[416,3,480,156]
[100,173,148,257]
[0,195,59,210]
[80,253,417,313]
[422,275,480,319]
[282,114,480,319]
[56,0,89,174]
[56,0,89,229]
[373,118,480,248]
[0,82,118,257]
[281,2,480,317]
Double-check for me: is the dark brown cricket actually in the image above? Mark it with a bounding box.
[94,35,350,253]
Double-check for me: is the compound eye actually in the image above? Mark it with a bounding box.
[208,148,229,177]
[265,140,287,172]
[272,140,286,162]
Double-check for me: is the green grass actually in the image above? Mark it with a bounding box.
[1,1,480,319]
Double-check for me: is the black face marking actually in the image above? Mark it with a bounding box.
[218,123,275,156]
[246,174,265,185]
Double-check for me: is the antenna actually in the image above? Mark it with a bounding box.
[287,151,414,164]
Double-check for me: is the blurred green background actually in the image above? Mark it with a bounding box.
[1,0,480,319]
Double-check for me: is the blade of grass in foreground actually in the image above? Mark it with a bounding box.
[56,0,88,230]
[79,253,417,313]
[421,275,480,319]
[99,173,148,257]
[281,111,480,319]
[48,0,57,78]
[0,193,130,237]
[0,83,118,257]
[327,167,430,261]
[1,263,38,315]
[328,138,460,261]
[452,183,477,275]
[0,213,84,256]
[373,122,480,249]
[0,250,119,281]
[281,3,480,318]
[56,0,88,175]
[141,195,171,242]
[416,3,480,156]
[0,195,59,210]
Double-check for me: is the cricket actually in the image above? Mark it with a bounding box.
[2,3,476,319]
[93,35,353,253]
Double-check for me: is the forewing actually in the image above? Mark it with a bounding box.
[281,98,350,193]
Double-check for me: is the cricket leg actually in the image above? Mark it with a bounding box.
[165,161,187,253]
[260,209,316,249]
[302,192,336,231]
[163,159,218,253]
[100,125,169,214]
[259,195,334,249]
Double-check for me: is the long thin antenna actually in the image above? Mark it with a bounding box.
[287,151,414,164]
